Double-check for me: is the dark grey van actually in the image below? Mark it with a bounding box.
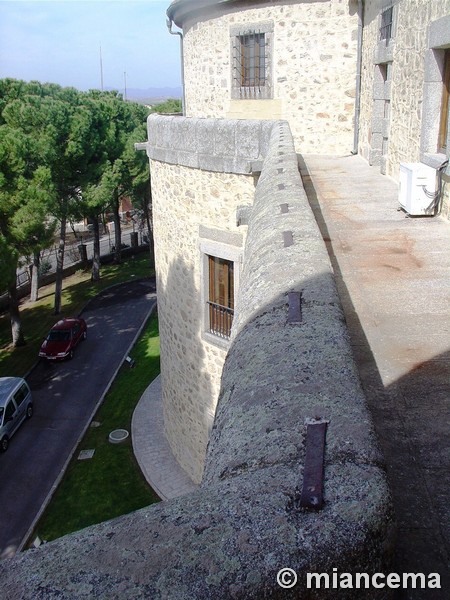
[0,377,33,452]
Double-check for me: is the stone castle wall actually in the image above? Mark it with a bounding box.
[147,116,273,483]
[181,0,359,154]
[359,0,450,217]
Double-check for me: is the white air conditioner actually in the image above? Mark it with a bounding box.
[398,163,437,216]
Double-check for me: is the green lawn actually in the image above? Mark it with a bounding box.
[0,252,154,378]
[0,252,162,543]
[31,312,161,543]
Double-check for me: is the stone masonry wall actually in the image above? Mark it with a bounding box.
[151,163,253,483]
[0,119,393,600]
[358,0,385,167]
[359,0,450,217]
[148,115,271,483]
[181,0,359,154]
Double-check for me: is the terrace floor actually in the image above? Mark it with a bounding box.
[300,153,450,598]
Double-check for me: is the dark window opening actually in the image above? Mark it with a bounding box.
[208,256,234,339]
[238,32,266,88]
[380,7,393,42]
[233,31,267,91]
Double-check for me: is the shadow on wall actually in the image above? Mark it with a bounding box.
[156,254,214,484]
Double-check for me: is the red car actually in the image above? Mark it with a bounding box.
[39,318,87,361]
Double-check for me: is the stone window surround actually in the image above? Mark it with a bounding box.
[370,4,397,172]
[374,2,397,61]
[230,21,273,100]
[199,226,243,350]
[420,14,450,170]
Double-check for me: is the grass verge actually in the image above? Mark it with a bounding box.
[31,311,161,543]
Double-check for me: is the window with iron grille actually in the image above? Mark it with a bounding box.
[231,22,273,99]
[207,255,234,339]
[379,6,393,42]
[238,32,266,87]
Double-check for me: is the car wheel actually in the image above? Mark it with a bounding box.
[1,436,8,452]
[26,404,33,419]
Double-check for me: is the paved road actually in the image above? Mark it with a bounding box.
[0,279,156,558]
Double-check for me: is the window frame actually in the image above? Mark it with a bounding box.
[200,236,242,349]
[238,32,266,88]
[230,21,273,100]
[207,255,234,340]
[420,15,450,167]
[379,6,394,42]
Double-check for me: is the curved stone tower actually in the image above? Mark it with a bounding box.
[157,0,361,483]
[168,0,360,154]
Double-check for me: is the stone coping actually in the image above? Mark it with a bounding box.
[146,114,276,174]
[0,120,393,599]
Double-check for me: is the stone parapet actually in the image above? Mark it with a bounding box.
[146,114,276,174]
[0,120,394,599]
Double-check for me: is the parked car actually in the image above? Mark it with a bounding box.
[0,377,33,452]
[39,317,87,361]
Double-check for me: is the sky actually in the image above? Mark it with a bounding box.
[0,0,182,93]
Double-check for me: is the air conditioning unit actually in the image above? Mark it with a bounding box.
[398,163,437,216]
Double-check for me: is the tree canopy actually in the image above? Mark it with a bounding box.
[0,79,150,345]
[149,98,182,114]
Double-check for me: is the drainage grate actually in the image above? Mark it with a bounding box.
[78,449,95,461]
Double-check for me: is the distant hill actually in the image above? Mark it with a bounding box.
[122,87,182,105]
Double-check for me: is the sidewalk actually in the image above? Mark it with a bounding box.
[300,154,450,597]
[131,375,198,500]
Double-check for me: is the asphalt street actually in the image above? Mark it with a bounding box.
[0,278,156,558]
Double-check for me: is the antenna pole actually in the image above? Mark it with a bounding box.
[100,45,104,91]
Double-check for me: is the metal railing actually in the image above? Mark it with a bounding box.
[207,301,234,339]
[14,227,144,291]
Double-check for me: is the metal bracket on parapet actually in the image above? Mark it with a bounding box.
[300,418,328,510]
[236,205,252,227]
[287,291,302,324]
